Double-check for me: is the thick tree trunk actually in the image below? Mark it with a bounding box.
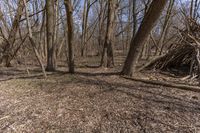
[121,0,167,76]
[64,0,75,73]
[46,0,56,71]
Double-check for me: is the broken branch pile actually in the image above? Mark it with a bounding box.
[144,18,200,77]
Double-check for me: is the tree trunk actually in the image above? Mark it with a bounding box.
[46,0,56,71]
[121,0,167,76]
[97,1,106,56]
[132,0,137,38]
[190,0,194,18]
[64,0,75,73]
[81,0,87,57]
[100,0,117,67]
[156,0,175,55]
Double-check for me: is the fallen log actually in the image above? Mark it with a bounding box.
[123,76,200,93]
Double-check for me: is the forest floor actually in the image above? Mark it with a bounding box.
[0,55,200,132]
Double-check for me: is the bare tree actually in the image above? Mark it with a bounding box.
[1,0,24,67]
[23,0,47,78]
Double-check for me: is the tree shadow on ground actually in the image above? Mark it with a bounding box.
[70,73,200,114]
[31,70,200,115]
[75,71,119,76]
[2,68,200,115]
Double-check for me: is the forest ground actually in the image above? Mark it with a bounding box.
[0,54,200,132]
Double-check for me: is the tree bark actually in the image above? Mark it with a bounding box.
[97,1,106,56]
[121,0,167,76]
[46,0,56,71]
[81,0,88,57]
[132,0,137,38]
[100,0,118,67]
[64,0,75,73]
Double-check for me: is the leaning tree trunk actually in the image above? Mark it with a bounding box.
[100,0,117,67]
[64,0,75,73]
[121,0,168,76]
[46,0,56,71]
[23,0,47,78]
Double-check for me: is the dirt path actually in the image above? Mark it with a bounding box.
[0,68,200,132]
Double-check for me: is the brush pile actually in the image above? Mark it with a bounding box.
[144,18,200,77]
